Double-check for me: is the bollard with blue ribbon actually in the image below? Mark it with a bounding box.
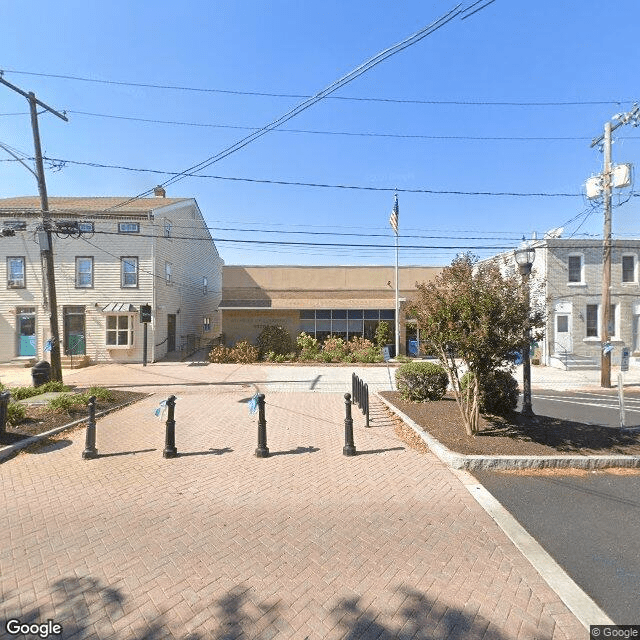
[163,395,178,458]
[82,396,98,459]
[255,393,269,458]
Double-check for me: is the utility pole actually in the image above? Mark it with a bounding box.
[590,105,640,388]
[1,74,68,382]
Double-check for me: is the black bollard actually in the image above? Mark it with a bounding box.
[82,396,98,459]
[343,393,356,456]
[255,393,269,458]
[0,390,11,437]
[163,395,178,458]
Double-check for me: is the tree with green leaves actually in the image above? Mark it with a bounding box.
[409,253,544,435]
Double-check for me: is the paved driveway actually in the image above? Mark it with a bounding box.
[0,362,586,639]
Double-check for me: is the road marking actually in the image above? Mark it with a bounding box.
[534,394,640,413]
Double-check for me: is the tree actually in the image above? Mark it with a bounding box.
[409,253,544,435]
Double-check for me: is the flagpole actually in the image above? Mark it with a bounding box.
[395,231,399,358]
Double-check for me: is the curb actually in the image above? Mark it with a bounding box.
[375,392,640,470]
[0,395,150,463]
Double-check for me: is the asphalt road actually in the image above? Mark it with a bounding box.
[475,389,640,625]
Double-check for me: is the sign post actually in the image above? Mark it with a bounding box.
[619,347,630,429]
[140,304,152,366]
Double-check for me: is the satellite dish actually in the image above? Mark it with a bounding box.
[544,227,564,239]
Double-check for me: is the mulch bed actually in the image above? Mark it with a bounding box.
[0,389,147,445]
[379,391,640,457]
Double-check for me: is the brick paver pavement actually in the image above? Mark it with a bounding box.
[1,366,586,639]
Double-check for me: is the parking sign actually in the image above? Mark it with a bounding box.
[621,347,630,372]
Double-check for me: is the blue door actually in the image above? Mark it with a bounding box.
[18,313,36,357]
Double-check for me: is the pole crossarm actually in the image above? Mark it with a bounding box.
[0,75,68,121]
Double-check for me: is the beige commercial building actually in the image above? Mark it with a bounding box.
[220,265,442,356]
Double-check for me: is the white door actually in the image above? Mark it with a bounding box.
[555,313,572,354]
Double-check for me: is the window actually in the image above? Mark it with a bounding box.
[586,304,598,337]
[165,262,172,284]
[7,257,25,288]
[203,316,211,332]
[568,255,582,283]
[203,276,208,295]
[106,315,133,347]
[75,257,93,288]
[3,220,27,231]
[164,219,172,238]
[78,221,94,234]
[121,257,138,288]
[586,304,617,338]
[118,222,140,233]
[622,255,635,283]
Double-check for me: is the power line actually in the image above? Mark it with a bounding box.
[1,68,634,107]
[5,109,625,141]
[41,155,583,197]
[110,3,473,209]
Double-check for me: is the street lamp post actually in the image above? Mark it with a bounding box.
[514,242,536,417]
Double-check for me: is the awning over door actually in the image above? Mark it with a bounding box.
[101,303,138,313]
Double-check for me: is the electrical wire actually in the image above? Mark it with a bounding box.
[104,3,496,210]
[40,155,583,197]
[1,69,634,107]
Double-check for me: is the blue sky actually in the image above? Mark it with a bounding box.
[2,0,640,266]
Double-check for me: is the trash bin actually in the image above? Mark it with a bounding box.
[0,390,10,435]
[31,360,52,387]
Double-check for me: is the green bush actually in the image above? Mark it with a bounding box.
[46,393,87,412]
[229,340,259,364]
[296,332,321,361]
[9,386,40,401]
[38,381,71,393]
[85,386,114,402]
[374,321,393,349]
[395,362,449,402]
[7,402,26,426]
[461,370,519,416]
[257,325,293,358]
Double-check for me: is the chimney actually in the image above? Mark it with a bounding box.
[153,186,166,198]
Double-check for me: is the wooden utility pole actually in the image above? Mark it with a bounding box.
[0,74,68,382]
[590,105,640,388]
[601,121,612,388]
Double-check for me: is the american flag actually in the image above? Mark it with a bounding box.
[389,193,399,234]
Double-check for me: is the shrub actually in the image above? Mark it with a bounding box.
[320,336,349,362]
[374,321,393,349]
[46,393,86,413]
[209,345,233,363]
[348,336,383,363]
[37,381,71,393]
[257,325,293,358]
[10,386,40,401]
[296,332,321,361]
[461,370,519,416]
[229,340,259,364]
[7,402,26,426]
[85,386,114,402]
[395,362,449,402]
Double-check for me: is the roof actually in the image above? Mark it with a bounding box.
[0,196,191,216]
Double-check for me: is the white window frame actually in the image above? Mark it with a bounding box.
[118,222,140,234]
[203,316,211,332]
[75,257,94,288]
[567,253,584,285]
[121,257,138,288]
[105,314,134,348]
[584,303,618,340]
[622,254,637,284]
[7,256,25,288]
[165,262,172,285]
[203,276,208,295]
[164,219,172,238]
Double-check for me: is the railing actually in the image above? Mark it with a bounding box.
[351,373,370,427]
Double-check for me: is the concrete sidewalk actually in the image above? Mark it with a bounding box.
[0,366,593,639]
